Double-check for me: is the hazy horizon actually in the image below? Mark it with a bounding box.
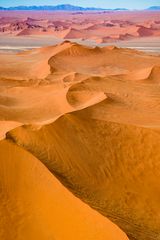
[0,0,160,10]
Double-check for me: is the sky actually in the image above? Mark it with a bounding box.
[0,0,160,9]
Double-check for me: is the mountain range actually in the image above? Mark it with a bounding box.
[0,4,127,11]
[0,4,159,11]
[147,6,160,10]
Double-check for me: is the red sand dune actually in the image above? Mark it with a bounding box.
[0,11,160,42]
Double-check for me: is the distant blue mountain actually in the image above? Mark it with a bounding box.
[0,4,128,11]
[147,6,160,10]
[0,4,104,11]
[114,8,128,11]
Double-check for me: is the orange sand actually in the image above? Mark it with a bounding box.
[1,41,160,240]
[0,140,128,240]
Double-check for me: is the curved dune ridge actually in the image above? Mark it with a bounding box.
[0,140,128,240]
[1,41,160,240]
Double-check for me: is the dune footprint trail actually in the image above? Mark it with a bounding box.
[1,41,160,240]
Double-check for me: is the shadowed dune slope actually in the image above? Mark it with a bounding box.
[1,42,160,240]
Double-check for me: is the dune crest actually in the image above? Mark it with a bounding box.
[1,41,160,240]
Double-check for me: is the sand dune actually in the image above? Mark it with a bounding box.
[0,140,129,240]
[0,11,160,43]
[1,41,160,240]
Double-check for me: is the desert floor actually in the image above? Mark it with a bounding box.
[1,10,160,240]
